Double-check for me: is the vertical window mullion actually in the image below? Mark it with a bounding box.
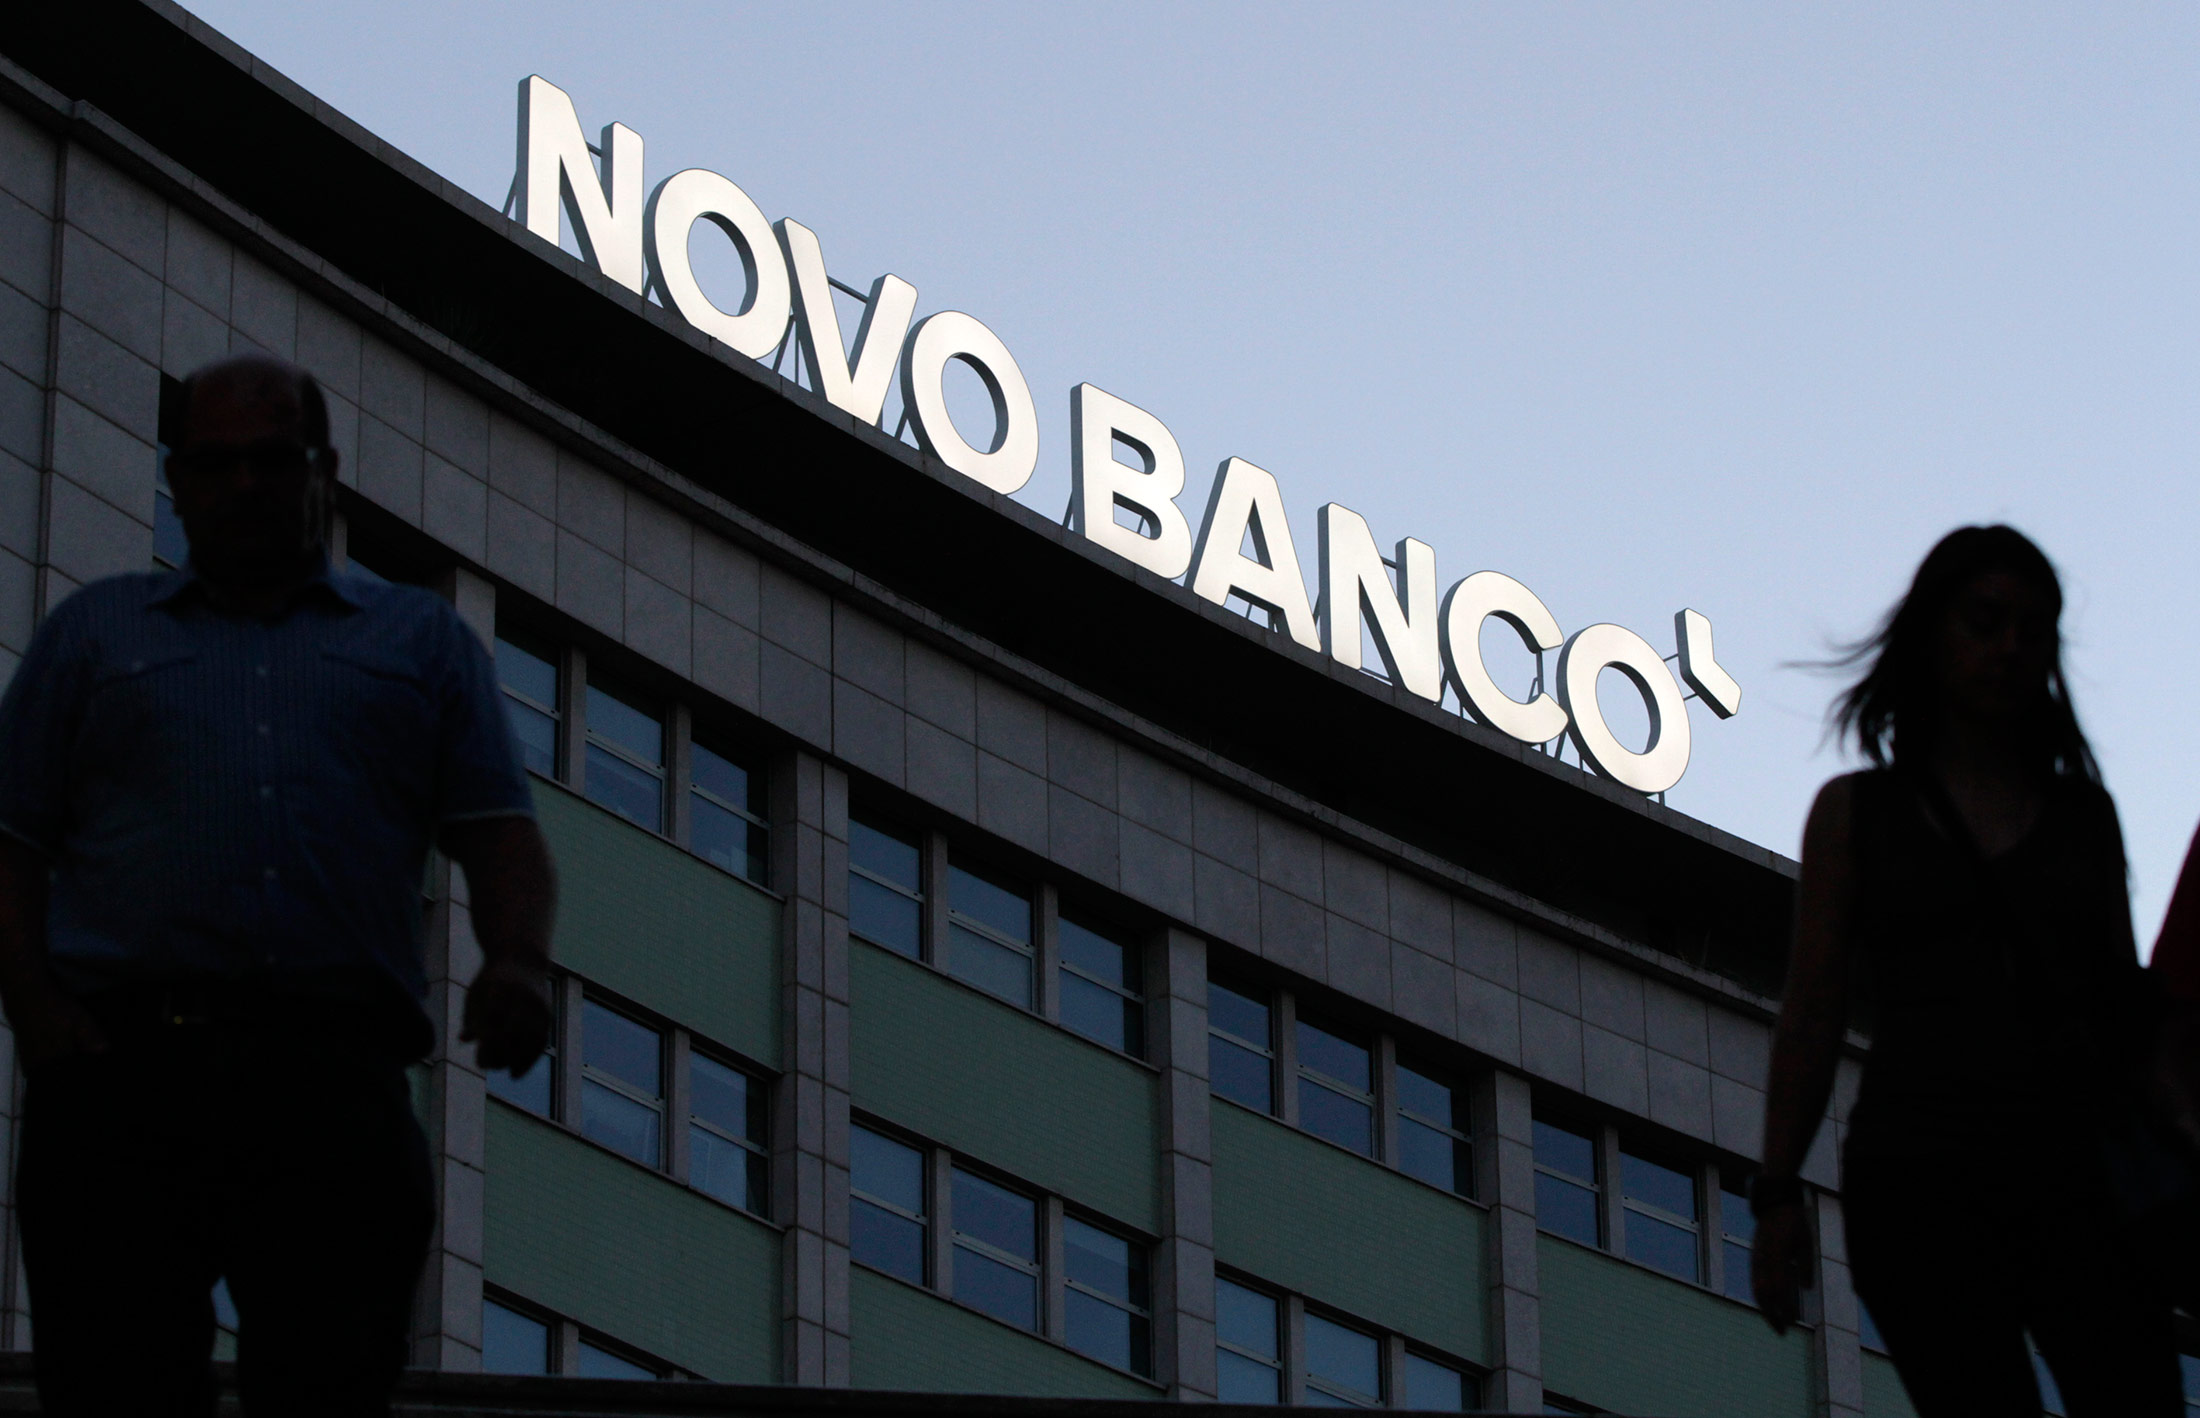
[558,648,588,787]
[555,975,586,1125]
[667,702,694,849]
[1036,882,1061,1023]
[921,830,950,965]
[666,1028,693,1184]
[928,1147,954,1292]
[1284,1292,1307,1407]
[1042,1194,1066,1344]
[1275,992,1300,1127]
[1374,1035,1399,1166]
[1598,1125,1625,1256]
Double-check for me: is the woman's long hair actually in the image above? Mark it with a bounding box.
[1830,524,2098,783]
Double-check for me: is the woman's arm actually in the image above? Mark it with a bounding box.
[1753,775,1859,1332]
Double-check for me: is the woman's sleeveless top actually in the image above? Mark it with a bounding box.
[1845,769,2145,1163]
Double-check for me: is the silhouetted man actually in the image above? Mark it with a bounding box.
[0,353,556,1415]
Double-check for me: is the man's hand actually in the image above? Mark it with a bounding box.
[461,955,551,1075]
[1751,1201,1813,1333]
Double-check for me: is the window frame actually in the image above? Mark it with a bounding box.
[1294,1016,1377,1157]
[1618,1143,1704,1284]
[1054,909,1146,1059]
[943,859,1037,1007]
[849,1121,932,1287]
[1207,977,1277,1115]
[1531,1115,1604,1248]
[1060,1210,1154,1378]
[685,1045,772,1219]
[848,813,926,958]
[1393,1056,1473,1198]
[1301,1306,1386,1408]
[581,673,670,833]
[686,728,770,885]
[1214,1274,1285,1404]
[577,994,668,1170]
[947,1162,1044,1333]
[493,627,565,783]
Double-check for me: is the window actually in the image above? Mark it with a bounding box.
[690,735,768,883]
[1064,1216,1151,1377]
[1620,1148,1699,1283]
[482,1299,553,1375]
[1058,914,1142,1056]
[849,818,923,958]
[1402,1352,1475,1411]
[580,999,663,1168]
[1214,1278,1282,1403]
[584,677,665,830]
[2179,1352,2199,1416]
[950,1167,1039,1331]
[1719,1174,1755,1303]
[1304,1312,1382,1407]
[1857,1296,1888,1354]
[487,985,557,1118]
[495,632,562,779]
[946,864,1033,1007]
[577,1339,660,1379]
[851,1126,927,1284]
[1297,1021,1373,1156]
[1533,1120,1600,1247]
[689,1052,770,1216]
[1396,1062,1471,1195]
[1208,981,1274,1112]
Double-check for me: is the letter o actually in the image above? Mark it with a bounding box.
[898,311,1039,495]
[1556,623,1692,795]
[644,168,791,361]
[1438,571,1568,745]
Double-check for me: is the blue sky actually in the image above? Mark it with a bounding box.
[181,1,2200,944]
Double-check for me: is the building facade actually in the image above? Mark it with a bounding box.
[0,6,1954,1415]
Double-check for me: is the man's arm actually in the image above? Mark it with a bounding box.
[0,835,104,1068]
[440,816,557,1075]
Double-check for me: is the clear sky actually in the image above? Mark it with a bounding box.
[179,1,2200,945]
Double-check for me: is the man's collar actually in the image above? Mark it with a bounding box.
[148,551,365,613]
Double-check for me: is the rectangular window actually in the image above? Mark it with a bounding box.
[950,1167,1039,1331]
[494,632,561,779]
[482,1299,552,1375]
[946,864,1034,1007]
[849,818,923,958]
[486,985,557,1118]
[2178,1352,2198,1415]
[1304,1312,1383,1407]
[584,677,665,830]
[1402,1352,1475,1411]
[689,1052,770,1216]
[1720,1175,1755,1303]
[1208,981,1274,1113]
[1621,1149,1700,1282]
[690,735,769,883]
[580,999,664,1168]
[851,1126,927,1284]
[1396,1062,1471,1195]
[577,1339,659,1379]
[1063,1216,1152,1377]
[1214,1278,1282,1404]
[1296,1020,1373,1156]
[1058,914,1142,1055]
[1533,1119,1601,1248]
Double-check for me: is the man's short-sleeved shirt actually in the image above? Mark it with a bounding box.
[0,562,533,1009]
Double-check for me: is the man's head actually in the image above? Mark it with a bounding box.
[167,353,339,589]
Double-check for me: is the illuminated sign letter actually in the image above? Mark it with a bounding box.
[1557,624,1691,794]
[1188,458,1319,652]
[1318,504,1441,702]
[899,311,1039,495]
[1070,384,1192,580]
[644,169,791,360]
[1439,571,1568,744]
[516,76,645,294]
[777,218,916,426]
[1673,609,1741,719]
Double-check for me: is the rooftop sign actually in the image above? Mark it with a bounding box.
[512,77,1742,796]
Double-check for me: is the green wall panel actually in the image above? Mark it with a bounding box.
[1862,1353,1917,1417]
[851,943,1160,1233]
[1539,1235,1815,1418]
[850,1267,1156,1398]
[485,1103,779,1382]
[1210,1102,1487,1365]
[535,780,779,1064]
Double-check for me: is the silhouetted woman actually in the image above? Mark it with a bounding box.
[1753,525,2179,1416]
